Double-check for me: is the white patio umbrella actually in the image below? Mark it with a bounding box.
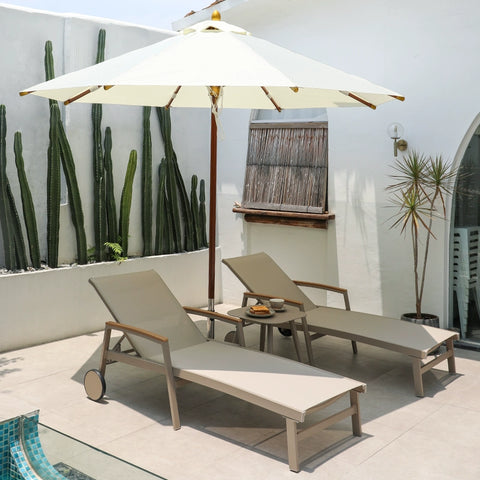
[21,10,404,335]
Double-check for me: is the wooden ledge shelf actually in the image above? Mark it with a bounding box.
[232,207,335,229]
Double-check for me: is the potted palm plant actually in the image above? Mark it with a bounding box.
[387,151,457,325]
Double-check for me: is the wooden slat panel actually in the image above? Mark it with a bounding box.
[242,124,328,213]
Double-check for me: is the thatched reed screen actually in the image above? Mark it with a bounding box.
[242,122,328,213]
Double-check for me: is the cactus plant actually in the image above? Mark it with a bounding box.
[104,126,117,244]
[190,175,201,250]
[156,107,196,252]
[14,132,41,268]
[92,29,107,261]
[6,181,27,270]
[199,178,208,248]
[119,150,137,256]
[0,109,30,271]
[156,108,181,251]
[142,106,153,256]
[44,40,87,265]
[0,105,17,270]
[155,159,175,254]
[56,107,88,265]
[47,103,61,268]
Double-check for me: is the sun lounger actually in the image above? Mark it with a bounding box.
[223,252,459,397]
[84,269,366,472]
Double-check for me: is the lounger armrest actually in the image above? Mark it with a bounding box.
[183,307,243,326]
[105,321,169,344]
[183,307,246,346]
[241,291,305,311]
[293,280,351,310]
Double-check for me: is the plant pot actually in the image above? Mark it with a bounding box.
[401,312,439,328]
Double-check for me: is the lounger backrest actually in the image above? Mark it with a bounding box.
[223,252,317,311]
[89,270,206,359]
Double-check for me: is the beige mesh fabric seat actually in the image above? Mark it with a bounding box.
[223,252,459,397]
[85,270,366,472]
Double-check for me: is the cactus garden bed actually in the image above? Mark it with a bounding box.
[0,248,221,353]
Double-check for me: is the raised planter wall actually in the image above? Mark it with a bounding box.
[1,248,222,352]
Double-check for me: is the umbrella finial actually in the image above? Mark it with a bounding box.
[212,10,221,21]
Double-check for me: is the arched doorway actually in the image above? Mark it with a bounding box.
[450,119,480,344]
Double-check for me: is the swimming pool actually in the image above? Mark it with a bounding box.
[0,412,165,480]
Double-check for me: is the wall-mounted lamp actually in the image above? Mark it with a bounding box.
[387,122,408,157]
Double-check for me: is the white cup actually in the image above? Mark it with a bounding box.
[270,298,285,310]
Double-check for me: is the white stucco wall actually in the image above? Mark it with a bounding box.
[184,0,480,327]
[3,1,480,331]
[0,5,212,265]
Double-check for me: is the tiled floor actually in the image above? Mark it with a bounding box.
[1,305,480,479]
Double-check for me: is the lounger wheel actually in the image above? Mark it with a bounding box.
[84,369,106,401]
[224,331,238,343]
[278,328,292,337]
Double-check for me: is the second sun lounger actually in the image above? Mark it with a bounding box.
[84,269,366,472]
[223,252,459,397]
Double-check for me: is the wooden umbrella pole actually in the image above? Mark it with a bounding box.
[207,87,219,338]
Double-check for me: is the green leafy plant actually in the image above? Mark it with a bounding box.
[104,242,127,262]
[387,151,457,319]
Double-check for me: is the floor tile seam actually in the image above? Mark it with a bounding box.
[93,423,248,474]
[67,420,162,454]
[357,402,449,466]
[0,367,83,388]
[440,400,480,414]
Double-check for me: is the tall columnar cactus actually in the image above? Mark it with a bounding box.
[156,107,195,251]
[155,158,175,255]
[92,29,107,261]
[47,103,61,268]
[44,40,87,265]
[199,178,208,248]
[119,150,137,256]
[56,106,88,264]
[190,175,201,250]
[0,105,16,270]
[142,106,153,256]
[6,180,27,270]
[104,126,117,244]
[14,132,41,268]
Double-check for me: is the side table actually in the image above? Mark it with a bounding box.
[227,306,312,364]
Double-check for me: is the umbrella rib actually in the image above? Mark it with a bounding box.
[166,86,182,109]
[341,91,376,110]
[261,87,282,112]
[65,85,102,105]
[390,94,405,102]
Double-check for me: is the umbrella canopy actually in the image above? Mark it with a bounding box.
[21,11,404,334]
[22,17,403,109]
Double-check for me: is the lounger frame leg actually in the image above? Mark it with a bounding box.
[411,338,457,397]
[412,358,424,397]
[285,418,300,473]
[350,390,362,436]
[446,338,456,374]
[284,387,365,472]
[99,326,112,376]
[300,316,314,365]
[161,342,181,430]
